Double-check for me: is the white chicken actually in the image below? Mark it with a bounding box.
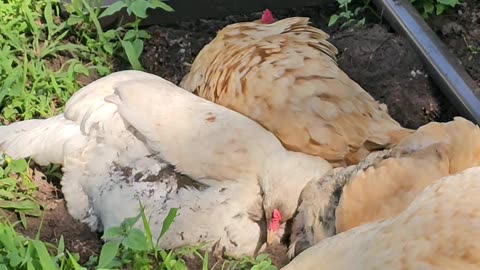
[0,70,332,255]
[180,10,412,167]
[288,117,480,257]
[282,166,480,270]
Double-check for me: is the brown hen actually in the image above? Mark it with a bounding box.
[180,11,412,167]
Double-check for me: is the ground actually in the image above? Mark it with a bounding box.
[9,0,479,268]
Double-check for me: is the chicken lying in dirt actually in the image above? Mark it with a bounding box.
[288,117,480,257]
[283,165,480,270]
[180,9,412,167]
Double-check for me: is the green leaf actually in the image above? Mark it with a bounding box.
[121,213,141,229]
[31,240,57,269]
[149,0,174,12]
[0,190,14,200]
[138,30,150,39]
[0,177,17,187]
[0,199,38,211]
[123,29,137,41]
[255,254,270,262]
[7,252,23,267]
[436,3,446,15]
[122,228,149,251]
[44,1,56,39]
[120,40,143,70]
[423,1,434,14]
[99,1,128,18]
[67,251,87,270]
[128,0,150,18]
[66,15,84,26]
[103,29,117,40]
[58,236,65,255]
[139,203,154,249]
[437,0,459,6]
[73,64,90,76]
[328,14,339,27]
[159,208,177,239]
[97,241,120,268]
[102,226,124,240]
[8,159,28,173]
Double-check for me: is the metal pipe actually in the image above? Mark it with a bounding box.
[372,0,480,124]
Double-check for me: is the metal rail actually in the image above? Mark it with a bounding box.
[372,0,480,124]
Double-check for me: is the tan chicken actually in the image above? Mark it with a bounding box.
[288,117,480,256]
[336,117,480,233]
[180,10,412,166]
[283,166,480,270]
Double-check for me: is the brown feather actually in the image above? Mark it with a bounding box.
[181,16,411,166]
[336,117,480,233]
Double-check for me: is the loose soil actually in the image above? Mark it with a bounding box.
[8,1,479,269]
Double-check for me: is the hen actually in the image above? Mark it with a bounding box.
[282,166,480,270]
[180,10,412,167]
[0,70,332,255]
[288,117,480,256]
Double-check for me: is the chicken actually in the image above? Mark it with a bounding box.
[282,166,480,270]
[288,117,480,256]
[180,10,412,167]
[78,148,267,257]
[0,70,332,254]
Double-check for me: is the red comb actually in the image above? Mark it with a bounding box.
[261,9,274,24]
[268,209,281,231]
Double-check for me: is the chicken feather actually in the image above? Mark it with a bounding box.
[337,117,480,233]
[181,16,411,166]
[0,71,332,252]
[283,166,480,270]
[289,117,480,257]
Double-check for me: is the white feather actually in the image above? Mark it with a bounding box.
[0,70,333,256]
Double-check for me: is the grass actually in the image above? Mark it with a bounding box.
[0,1,278,269]
[0,154,41,229]
[0,0,172,124]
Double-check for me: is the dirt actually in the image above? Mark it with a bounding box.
[428,0,480,87]
[5,168,102,264]
[6,1,478,269]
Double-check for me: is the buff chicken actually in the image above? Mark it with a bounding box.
[283,165,480,269]
[288,117,480,257]
[180,9,412,167]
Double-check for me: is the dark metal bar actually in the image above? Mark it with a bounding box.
[372,0,480,124]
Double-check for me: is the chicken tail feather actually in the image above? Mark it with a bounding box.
[0,114,83,166]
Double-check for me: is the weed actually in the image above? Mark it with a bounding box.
[410,0,460,17]
[328,0,461,28]
[0,219,88,270]
[221,254,277,270]
[328,0,368,29]
[0,0,95,122]
[0,0,173,123]
[98,0,174,70]
[0,155,41,228]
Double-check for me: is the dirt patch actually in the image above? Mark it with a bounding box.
[330,24,459,128]
[4,169,102,264]
[428,0,480,86]
[11,201,103,264]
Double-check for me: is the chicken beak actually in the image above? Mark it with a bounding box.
[267,229,275,246]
